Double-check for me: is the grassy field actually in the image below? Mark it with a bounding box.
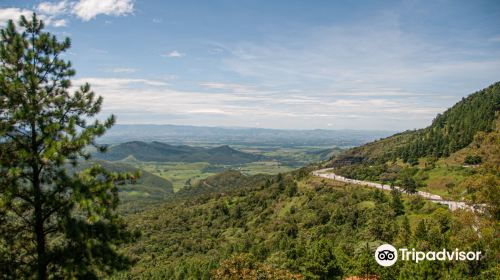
[131,162,214,192]
[420,162,476,200]
[128,161,296,192]
[116,145,341,192]
[235,161,295,174]
[324,156,477,200]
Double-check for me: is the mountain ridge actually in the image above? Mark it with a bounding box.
[329,81,500,167]
[94,141,264,164]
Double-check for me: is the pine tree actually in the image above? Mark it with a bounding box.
[356,243,379,279]
[301,239,343,279]
[286,180,298,197]
[0,14,136,279]
[390,188,405,216]
[414,219,428,241]
[401,174,417,194]
[400,215,411,245]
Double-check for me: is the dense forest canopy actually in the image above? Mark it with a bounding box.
[329,83,499,218]
[111,169,499,279]
[399,82,499,161]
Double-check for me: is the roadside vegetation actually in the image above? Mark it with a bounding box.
[112,170,499,279]
[331,83,499,204]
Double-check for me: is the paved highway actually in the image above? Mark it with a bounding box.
[312,168,481,212]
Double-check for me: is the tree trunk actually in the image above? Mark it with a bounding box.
[34,186,47,280]
[32,123,47,280]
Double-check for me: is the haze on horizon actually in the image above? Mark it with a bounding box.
[1,0,500,130]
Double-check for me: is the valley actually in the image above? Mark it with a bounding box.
[1,4,498,280]
[108,82,499,279]
[91,136,349,197]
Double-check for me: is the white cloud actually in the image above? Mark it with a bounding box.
[223,19,500,96]
[0,8,33,26]
[69,75,443,130]
[0,7,68,28]
[72,0,134,21]
[152,18,162,23]
[187,109,234,115]
[1,0,136,28]
[37,1,69,15]
[162,50,185,58]
[106,67,138,73]
[73,77,169,89]
[52,18,68,27]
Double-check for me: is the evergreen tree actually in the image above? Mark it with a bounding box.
[0,14,135,279]
[301,239,343,280]
[401,175,417,194]
[414,219,428,241]
[390,188,405,216]
[397,82,499,160]
[286,180,298,197]
[464,155,482,165]
[355,243,379,279]
[400,215,411,245]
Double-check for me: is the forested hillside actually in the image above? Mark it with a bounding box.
[331,82,499,165]
[111,170,498,279]
[328,83,499,203]
[77,160,174,204]
[399,82,499,162]
[94,141,264,164]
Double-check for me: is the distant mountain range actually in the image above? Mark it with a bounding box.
[94,141,264,164]
[99,125,394,147]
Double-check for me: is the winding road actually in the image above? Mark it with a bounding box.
[312,168,480,212]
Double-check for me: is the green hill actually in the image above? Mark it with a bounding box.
[175,170,271,199]
[330,82,499,166]
[398,82,499,161]
[327,82,499,204]
[78,159,174,204]
[94,141,264,164]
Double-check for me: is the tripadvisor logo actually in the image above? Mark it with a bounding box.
[375,244,398,267]
[374,244,482,267]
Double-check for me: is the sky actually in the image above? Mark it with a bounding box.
[1,0,500,130]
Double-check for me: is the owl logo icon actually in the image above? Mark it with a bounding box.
[375,244,398,266]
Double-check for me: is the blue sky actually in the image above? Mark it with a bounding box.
[1,0,500,130]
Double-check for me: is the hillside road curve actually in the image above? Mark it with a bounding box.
[312,168,483,212]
